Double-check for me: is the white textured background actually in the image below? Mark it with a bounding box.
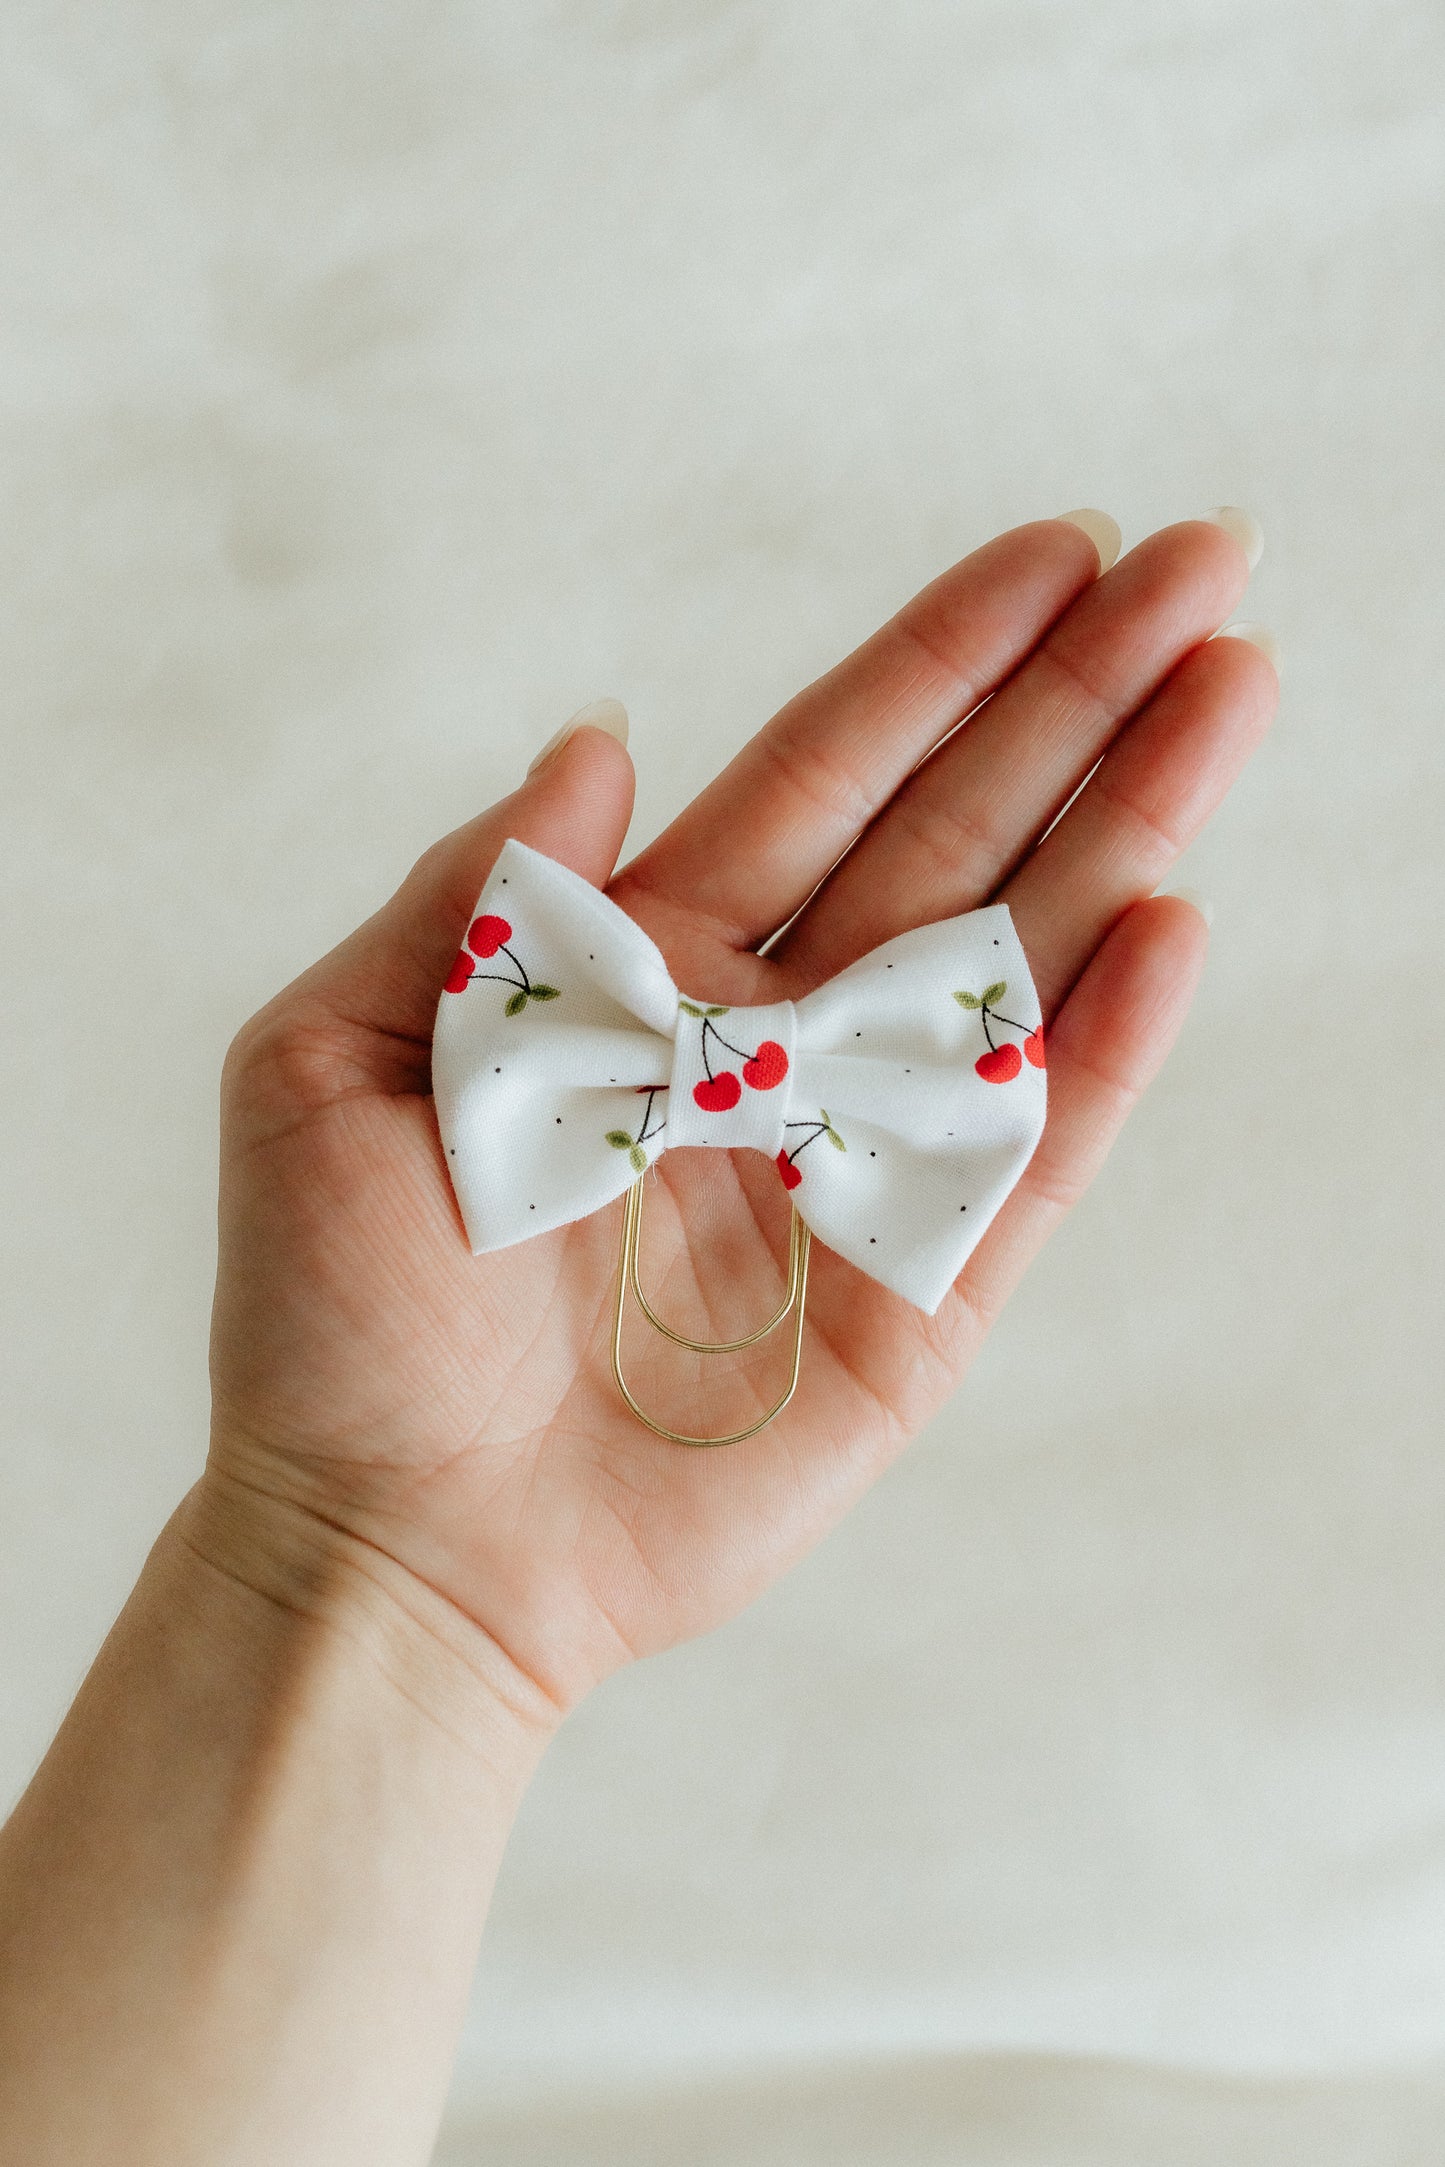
[3,4,1444,2161]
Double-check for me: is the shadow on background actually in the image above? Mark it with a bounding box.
[435,2045,1445,2166]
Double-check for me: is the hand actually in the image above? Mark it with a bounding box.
[204,517,1275,1719]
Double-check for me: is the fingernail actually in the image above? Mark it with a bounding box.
[527,697,630,775]
[1058,508,1122,573]
[1202,506,1264,570]
[1214,620,1280,669]
[1169,885,1215,928]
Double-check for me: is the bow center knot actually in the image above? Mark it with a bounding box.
[665,995,798,1154]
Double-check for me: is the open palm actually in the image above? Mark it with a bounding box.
[206,516,1275,1715]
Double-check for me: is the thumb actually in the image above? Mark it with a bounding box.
[256,720,635,1091]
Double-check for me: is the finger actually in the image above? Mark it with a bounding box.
[611,519,1104,954]
[776,519,1252,985]
[1002,629,1277,1015]
[950,893,1209,1332]
[241,725,635,1095]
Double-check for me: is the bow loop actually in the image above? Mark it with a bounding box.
[433,840,1047,1315]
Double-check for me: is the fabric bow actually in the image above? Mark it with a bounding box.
[432,840,1047,1314]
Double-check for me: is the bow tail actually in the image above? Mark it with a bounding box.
[782,1058,1047,1315]
[434,1029,673,1256]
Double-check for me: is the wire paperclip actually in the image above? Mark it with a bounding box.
[610,1175,811,1446]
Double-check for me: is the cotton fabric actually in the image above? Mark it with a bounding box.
[432,841,1047,1314]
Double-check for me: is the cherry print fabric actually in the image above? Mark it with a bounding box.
[431,839,1047,1314]
[664,994,797,1154]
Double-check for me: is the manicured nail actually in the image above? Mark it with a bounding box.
[1202,506,1264,570]
[1214,620,1280,669]
[527,697,629,774]
[1169,885,1214,928]
[1058,508,1121,573]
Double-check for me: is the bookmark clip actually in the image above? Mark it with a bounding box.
[610,1176,811,1447]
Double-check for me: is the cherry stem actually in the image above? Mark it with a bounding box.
[469,970,528,991]
[497,943,531,992]
[700,1015,759,1075]
[990,1009,1037,1036]
[782,1119,829,1165]
[636,1087,667,1145]
[707,1020,753,1062]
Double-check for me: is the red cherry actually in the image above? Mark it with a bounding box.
[444,951,475,993]
[467,913,512,959]
[975,1043,1022,1084]
[693,1071,742,1112]
[1024,1027,1046,1070]
[742,1039,789,1091]
[776,1149,802,1191]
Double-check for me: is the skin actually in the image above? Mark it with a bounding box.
[0,517,1276,2164]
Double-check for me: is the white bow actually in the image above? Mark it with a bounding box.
[432,841,1047,1314]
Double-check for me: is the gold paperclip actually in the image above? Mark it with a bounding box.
[611,1175,811,1446]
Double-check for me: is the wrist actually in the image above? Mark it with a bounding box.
[177,1461,564,1788]
[0,1463,558,2161]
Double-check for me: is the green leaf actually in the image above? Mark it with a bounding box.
[826,1126,846,1152]
[504,989,527,1016]
[528,984,560,1001]
[629,1144,647,1173]
[704,1005,730,1017]
[677,999,705,1018]
[953,990,981,1008]
[982,980,1007,1007]
[605,1130,633,1149]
